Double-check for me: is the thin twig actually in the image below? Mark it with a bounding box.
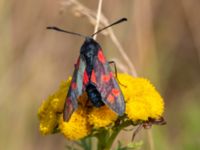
[93,0,103,40]
[108,29,138,76]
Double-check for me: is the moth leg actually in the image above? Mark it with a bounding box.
[108,61,126,87]
[108,61,118,77]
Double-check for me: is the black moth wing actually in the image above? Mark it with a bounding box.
[63,55,86,121]
[91,49,125,116]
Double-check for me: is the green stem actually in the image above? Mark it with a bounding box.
[96,129,109,150]
[104,128,121,150]
[104,120,133,150]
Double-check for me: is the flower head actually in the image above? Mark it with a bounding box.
[38,78,71,135]
[118,74,164,121]
[59,106,91,140]
[38,106,58,135]
[88,105,117,128]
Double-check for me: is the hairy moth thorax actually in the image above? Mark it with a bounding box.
[80,37,100,73]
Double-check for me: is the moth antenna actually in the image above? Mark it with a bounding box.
[91,18,127,37]
[46,26,86,38]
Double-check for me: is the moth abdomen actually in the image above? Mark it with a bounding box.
[86,83,104,107]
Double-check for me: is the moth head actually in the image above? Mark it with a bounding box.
[80,37,99,56]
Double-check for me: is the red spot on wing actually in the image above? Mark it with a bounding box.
[66,98,71,105]
[71,82,77,89]
[102,74,110,83]
[83,71,89,85]
[97,50,106,63]
[107,94,115,104]
[112,88,120,97]
[91,70,96,84]
[110,72,114,78]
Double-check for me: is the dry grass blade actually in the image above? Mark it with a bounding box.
[93,0,103,40]
[61,0,138,76]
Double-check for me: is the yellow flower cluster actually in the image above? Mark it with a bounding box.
[59,106,91,140]
[38,73,164,140]
[88,105,117,128]
[38,78,71,135]
[118,74,164,121]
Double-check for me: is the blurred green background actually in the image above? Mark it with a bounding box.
[0,0,200,150]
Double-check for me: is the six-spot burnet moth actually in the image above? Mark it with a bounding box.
[47,18,127,121]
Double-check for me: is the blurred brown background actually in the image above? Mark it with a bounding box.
[0,0,200,150]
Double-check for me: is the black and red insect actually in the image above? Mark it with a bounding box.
[47,18,127,121]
